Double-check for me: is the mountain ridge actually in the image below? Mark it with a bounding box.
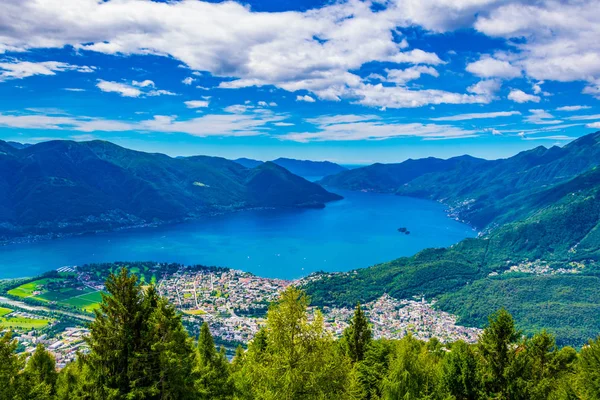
[0,139,342,241]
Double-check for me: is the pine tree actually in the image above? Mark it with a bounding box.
[195,322,233,399]
[84,267,198,399]
[22,343,58,398]
[0,332,23,400]
[576,336,600,399]
[343,303,372,363]
[442,340,479,400]
[478,308,520,398]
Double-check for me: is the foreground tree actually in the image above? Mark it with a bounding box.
[576,336,600,399]
[342,303,372,364]
[0,332,23,400]
[84,267,197,399]
[195,322,233,399]
[235,286,351,399]
[442,341,479,400]
[478,308,520,398]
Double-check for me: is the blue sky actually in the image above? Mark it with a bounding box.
[1,0,600,163]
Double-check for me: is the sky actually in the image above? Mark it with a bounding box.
[1,0,600,163]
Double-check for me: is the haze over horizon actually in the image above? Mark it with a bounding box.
[1,0,600,163]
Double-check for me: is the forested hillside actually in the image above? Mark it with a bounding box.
[0,140,341,240]
[305,165,600,346]
[233,157,347,178]
[2,268,599,400]
[320,131,600,229]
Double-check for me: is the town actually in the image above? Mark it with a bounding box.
[2,264,481,364]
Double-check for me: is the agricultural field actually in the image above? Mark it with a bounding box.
[7,277,103,314]
[0,307,14,317]
[0,308,52,330]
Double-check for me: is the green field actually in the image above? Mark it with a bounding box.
[7,278,104,313]
[0,316,51,330]
[0,307,13,317]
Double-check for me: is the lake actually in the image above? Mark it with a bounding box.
[0,189,476,280]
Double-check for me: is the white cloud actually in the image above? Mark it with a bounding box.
[525,109,562,125]
[350,84,489,109]
[556,105,591,112]
[0,0,448,106]
[184,100,210,109]
[63,88,85,92]
[507,89,540,103]
[474,2,600,87]
[97,80,142,98]
[431,111,520,121]
[466,56,521,79]
[0,60,94,81]
[467,79,501,97]
[97,80,175,98]
[586,122,600,128]
[384,66,439,85]
[521,135,574,141]
[0,109,286,138]
[182,77,195,85]
[566,114,600,121]
[296,95,315,103]
[282,116,477,142]
[132,80,155,88]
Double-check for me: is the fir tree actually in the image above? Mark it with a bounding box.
[343,303,372,363]
[195,322,233,399]
[478,308,520,398]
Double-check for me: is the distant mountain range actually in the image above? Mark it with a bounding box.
[320,132,600,230]
[0,140,341,240]
[233,157,347,179]
[306,131,600,346]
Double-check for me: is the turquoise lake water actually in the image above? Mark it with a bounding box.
[0,189,476,280]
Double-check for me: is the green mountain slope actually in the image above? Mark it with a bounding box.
[233,157,347,178]
[305,166,600,346]
[0,140,341,239]
[320,132,600,229]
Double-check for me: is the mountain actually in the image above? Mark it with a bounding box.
[305,165,600,346]
[319,155,487,192]
[320,132,600,229]
[233,157,263,169]
[6,141,30,150]
[0,140,341,240]
[233,157,347,179]
[270,158,347,178]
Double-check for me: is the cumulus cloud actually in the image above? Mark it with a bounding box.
[2,0,600,109]
[0,0,464,108]
[184,100,210,109]
[96,80,175,98]
[182,77,195,85]
[467,79,501,97]
[296,95,316,103]
[431,111,520,121]
[507,89,540,103]
[0,60,94,81]
[383,66,439,85]
[466,56,521,79]
[474,1,600,88]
